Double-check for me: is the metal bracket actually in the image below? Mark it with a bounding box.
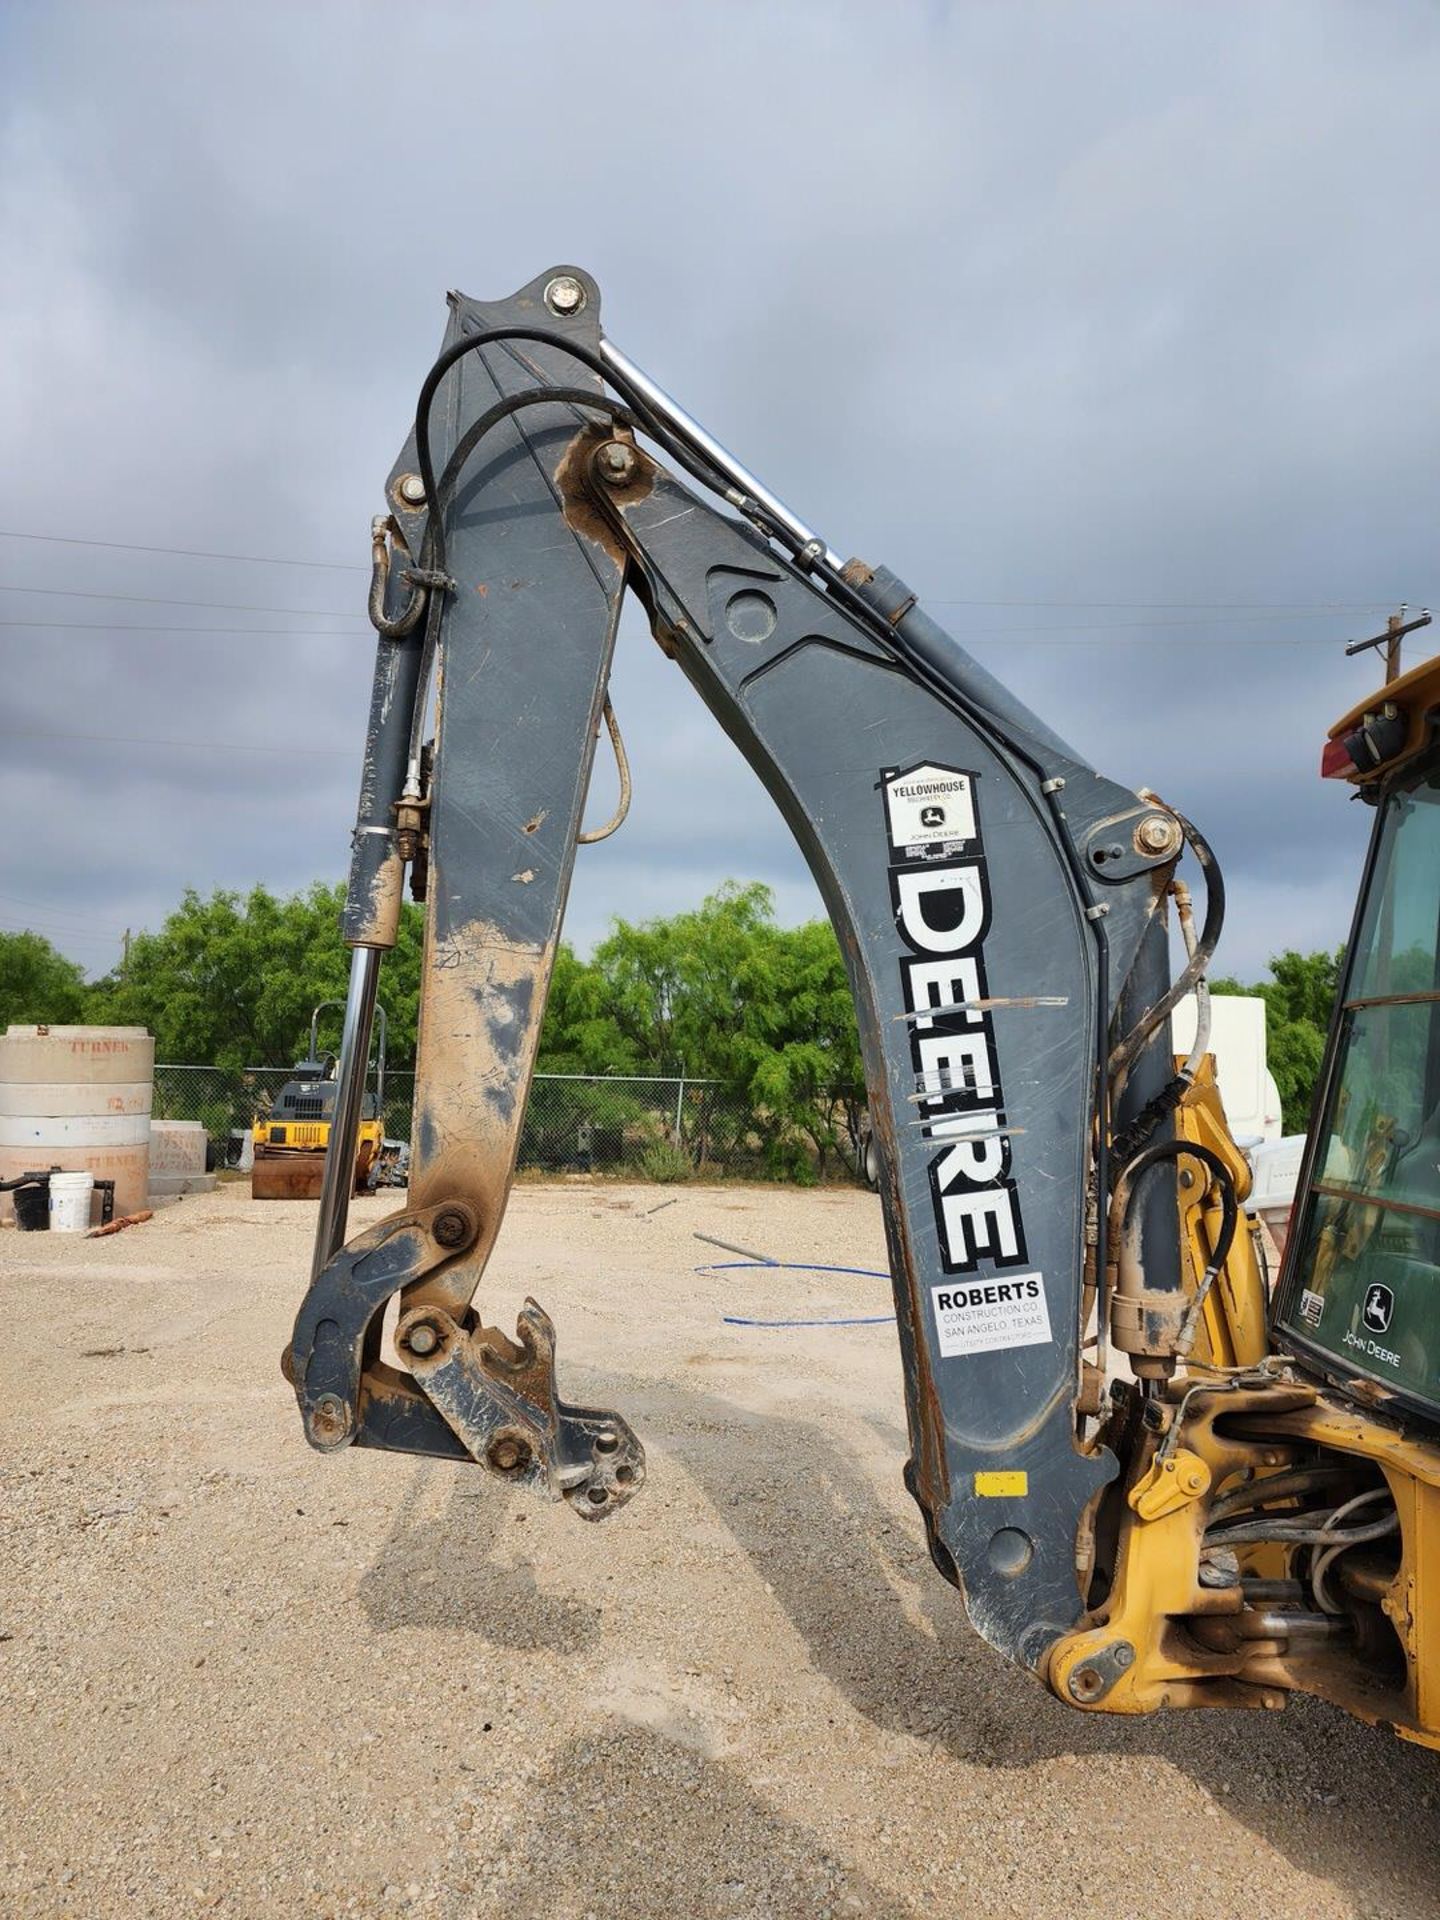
[1064,1638,1136,1704]
[286,1201,644,1516]
[1082,806,1183,885]
[397,1300,645,1520]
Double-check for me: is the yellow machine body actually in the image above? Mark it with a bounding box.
[1047,653,1440,1750]
[252,1092,383,1201]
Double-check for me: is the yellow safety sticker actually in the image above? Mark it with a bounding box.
[974,1471,1028,1498]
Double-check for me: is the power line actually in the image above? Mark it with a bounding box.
[0,584,357,617]
[929,596,1398,613]
[0,890,127,930]
[0,725,353,758]
[0,620,368,636]
[0,916,122,947]
[0,531,1408,615]
[0,529,364,572]
[0,615,1393,642]
[0,905,121,930]
[959,612,1382,636]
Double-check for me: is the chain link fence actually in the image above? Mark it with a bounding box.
[153,1065,866,1183]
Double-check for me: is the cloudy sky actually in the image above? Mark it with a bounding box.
[2,1,1437,993]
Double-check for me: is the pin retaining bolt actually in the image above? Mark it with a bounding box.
[596,440,639,486]
[433,1208,471,1250]
[544,275,586,317]
[1134,814,1182,857]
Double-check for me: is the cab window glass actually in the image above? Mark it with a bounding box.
[1350,774,1440,1001]
[1285,759,1440,1408]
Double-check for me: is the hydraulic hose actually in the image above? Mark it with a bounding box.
[1108,807,1225,1086]
[1112,1137,1238,1364]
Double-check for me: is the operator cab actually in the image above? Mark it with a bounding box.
[1274,653,1440,1426]
[272,1069,379,1124]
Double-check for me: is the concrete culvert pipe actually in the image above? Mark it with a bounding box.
[0,1026,154,1223]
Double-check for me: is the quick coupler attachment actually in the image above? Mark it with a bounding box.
[396,1299,645,1520]
[284,1201,645,1519]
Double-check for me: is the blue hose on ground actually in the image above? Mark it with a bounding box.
[695,1259,895,1328]
[723,1315,894,1327]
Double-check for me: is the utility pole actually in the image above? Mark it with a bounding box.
[121,928,131,980]
[1346,604,1432,683]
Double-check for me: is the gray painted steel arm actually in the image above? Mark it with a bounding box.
[289,267,1185,1668]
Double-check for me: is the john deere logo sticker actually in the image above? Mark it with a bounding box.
[1363,1284,1394,1334]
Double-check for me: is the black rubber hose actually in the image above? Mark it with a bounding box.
[388,381,636,760]
[1117,1137,1238,1280]
[410,326,796,573]
[1206,1511,1399,1549]
[434,386,636,508]
[1208,1464,1358,1525]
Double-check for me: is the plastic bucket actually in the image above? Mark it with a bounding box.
[49,1170,94,1232]
[13,1179,49,1231]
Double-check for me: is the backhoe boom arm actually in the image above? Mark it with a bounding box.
[287,267,1197,1672]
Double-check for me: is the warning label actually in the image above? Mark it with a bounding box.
[883,764,977,855]
[931,1272,1052,1358]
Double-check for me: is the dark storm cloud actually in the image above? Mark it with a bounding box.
[2,0,1437,985]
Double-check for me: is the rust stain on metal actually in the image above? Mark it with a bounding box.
[403,916,557,1319]
[555,424,656,563]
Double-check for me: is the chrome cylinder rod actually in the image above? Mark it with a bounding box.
[598,337,843,570]
[310,945,381,1285]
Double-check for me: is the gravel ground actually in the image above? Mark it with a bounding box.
[3,1179,1439,1919]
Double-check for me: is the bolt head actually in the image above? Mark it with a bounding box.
[406,1321,439,1357]
[544,275,585,317]
[1069,1666,1103,1701]
[310,1393,350,1446]
[487,1434,531,1475]
[397,473,426,507]
[1113,1641,1135,1669]
[597,440,638,485]
[1136,814,1180,856]
[433,1208,470,1249]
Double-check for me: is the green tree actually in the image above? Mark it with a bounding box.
[555,882,866,1180]
[0,931,89,1029]
[1211,947,1343,1133]
[87,883,425,1071]
[68,873,872,1181]
[536,942,643,1075]
[745,916,866,1178]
